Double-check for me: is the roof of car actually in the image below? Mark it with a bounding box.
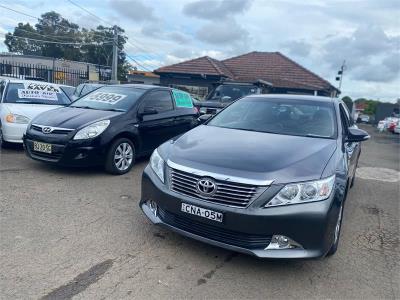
[245,94,336,102]
[107,84,170,90]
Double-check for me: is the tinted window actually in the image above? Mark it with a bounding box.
[208,85,258,101]
[208,97,337,138]
[4,83,70,105]
[143,90,174,113]
[70,86,146,112]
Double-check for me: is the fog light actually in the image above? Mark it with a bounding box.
[265,235,302,250]
[277,235,289,247]
[147,200,157,216]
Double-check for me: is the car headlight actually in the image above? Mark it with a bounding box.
[73,120,110,140]
[5,113,30,124]
[150,149,165,183]
[265,175,335,207]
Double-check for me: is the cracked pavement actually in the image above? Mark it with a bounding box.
[0,125,399,299]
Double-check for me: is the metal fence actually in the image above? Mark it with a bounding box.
[0,60,111,86]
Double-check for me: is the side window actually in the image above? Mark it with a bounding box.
[143,90,174,113]
[339,104,350,133]
[341,102,354,126]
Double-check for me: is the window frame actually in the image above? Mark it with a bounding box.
[141,89,175,113]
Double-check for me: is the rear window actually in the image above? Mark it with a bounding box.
[70,86,146,112]
[4,82,70,105]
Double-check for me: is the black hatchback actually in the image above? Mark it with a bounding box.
[23,84,199,174]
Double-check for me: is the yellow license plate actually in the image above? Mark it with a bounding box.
[33,141,52,154]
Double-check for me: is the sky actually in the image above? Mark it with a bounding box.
[0,0,399,102]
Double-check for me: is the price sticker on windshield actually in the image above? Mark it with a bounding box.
[85,92,127,104]
[18,89,58,101]
[24,82,60,93]
[172,90,193,108]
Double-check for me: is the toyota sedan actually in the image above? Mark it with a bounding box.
[140,94,369,259]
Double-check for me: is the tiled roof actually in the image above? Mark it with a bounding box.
[155,51,337,91]
[155,56,234,78]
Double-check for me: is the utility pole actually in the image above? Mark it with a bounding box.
[335,60,346,91]
[111,25,118,83]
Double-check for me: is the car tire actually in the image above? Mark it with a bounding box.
[105,138,136,175]
[326,201,344,256]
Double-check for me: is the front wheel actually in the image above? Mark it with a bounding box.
[326,201,344,256]
[105,138,136,175]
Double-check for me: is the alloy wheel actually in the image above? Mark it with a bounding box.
[114,142,133,171]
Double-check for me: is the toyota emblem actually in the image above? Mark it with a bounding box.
[197,178,217,195]
[42,126,53,134]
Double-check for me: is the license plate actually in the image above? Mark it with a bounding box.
[181,203,223,222]
[33,141,52,154]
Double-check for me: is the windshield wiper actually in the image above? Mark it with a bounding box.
[306,133,330,138]
[101,108,126,112]
[70,105,97,110]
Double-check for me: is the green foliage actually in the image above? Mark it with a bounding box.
[341,96,353,112]
[354,98,379,115]
[4,11,132,81]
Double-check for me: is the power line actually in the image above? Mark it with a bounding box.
[63,0,161,69]
[1,3,160,70]
[66,0,113,27]
[0,4,111,40]
[3,34,113,46]
[14,27,114,43]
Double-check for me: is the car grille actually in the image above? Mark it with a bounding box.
[169,168,266,208]
[158,207,272,249]
[31,124,73,135]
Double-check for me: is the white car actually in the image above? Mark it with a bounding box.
[0,79,70,147]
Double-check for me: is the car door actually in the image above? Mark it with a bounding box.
[172,92,198,134]
[339,103,360,180]
[137,89,177,153]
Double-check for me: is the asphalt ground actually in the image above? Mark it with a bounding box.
[0,124,399,299]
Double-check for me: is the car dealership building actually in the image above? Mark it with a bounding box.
[155,51,339,100]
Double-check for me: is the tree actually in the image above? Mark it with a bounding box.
[342,96,353,112]
[3,11,132,81]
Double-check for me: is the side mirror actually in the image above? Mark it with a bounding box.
[198,114,212,123]
[221,96,232,103]
[139,107,158,116]
[346,127,370,143]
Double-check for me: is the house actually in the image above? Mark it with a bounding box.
[127,70,160,85]
[155,51,338,100]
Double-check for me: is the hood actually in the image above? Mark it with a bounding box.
[3,103,63,120]
[197,101,226,109]
[165,125,337,184]
[31,106,124,129]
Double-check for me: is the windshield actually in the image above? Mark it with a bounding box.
[4,83,70,105]
[70,86,146,112]
[208,85,258,101]
[208,97,337,138]
[60,86,75,99]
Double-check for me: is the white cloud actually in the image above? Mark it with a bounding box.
[0,0,399,101]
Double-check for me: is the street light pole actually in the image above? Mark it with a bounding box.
[111,25,118,83]
[336,60,346,91]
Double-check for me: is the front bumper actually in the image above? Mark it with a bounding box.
[23,132,107,167]
[140,166,340,259]
[1,122,28,143]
